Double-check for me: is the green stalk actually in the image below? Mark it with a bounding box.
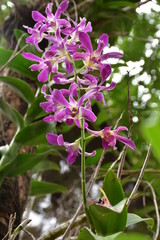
[72,58,94,228]
[81,118,87,210]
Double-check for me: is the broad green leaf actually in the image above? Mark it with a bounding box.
[0,76,35,104]
[36,144,60,155]
[86,149,103,166]
[101,170,125,205]
[0,48,37,80]
[33,160,60,173]
[88,199,127,236]
[0,98,24,129]
[30,180,67,196]
[26,95,47,123]
[126,213,154,229]
[115,232,151,240]
[141,111,160,162]
[0,152,49,178]
[15,120,55,146]
[88,170,127,235]
[78,227,122,240]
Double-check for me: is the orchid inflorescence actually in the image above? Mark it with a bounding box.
[22,0,136,164]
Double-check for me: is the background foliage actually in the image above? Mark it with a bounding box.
[0,0,160,239]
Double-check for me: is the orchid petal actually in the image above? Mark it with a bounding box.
[102,139,109,150]
[79,32,93,53]
[43,115,55,122]
[115,135,136,150]
[32,11,46,22]
[81,108,96,122]
[38,66,48,82]
[46,133,58,145]
[55,0,69,19]
[100,52,123,61]
[85,150,96,157]
[22,52,42,62]
[65,59,73,73]
[53,89,70,107]
[57,134,65,146]
[86,128,101,137]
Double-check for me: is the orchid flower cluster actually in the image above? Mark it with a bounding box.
[22,0,136,164]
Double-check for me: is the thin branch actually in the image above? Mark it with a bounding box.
[143,180,160,240]
[70,0,78,22]
[120,169,160,176]
[114,111,125,130]
[2,213,16,240]
[109,147,125,171]
[39,214,86,240]
[126,144,151,207]
[22,228,36,240]
[117,71,133,179]
[10,219,31,240]
[0,38,28,73]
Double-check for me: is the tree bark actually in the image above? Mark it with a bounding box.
[0,175,30,239]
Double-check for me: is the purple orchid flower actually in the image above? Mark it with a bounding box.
[78,74,116,104]
[24,1,70,52]
[46,133,96,164]
[40,84,97,128]
[87,126,136,151]
[22,37,77,81]
[62,17,92,41]
[73,32,123,83]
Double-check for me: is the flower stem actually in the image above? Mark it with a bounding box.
[81,118,87,209]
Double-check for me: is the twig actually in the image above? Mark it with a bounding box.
[22,228,36,240]
[120,169,160,176]
[10,219,31,240]
[117,71,133,179]
[114,111,125,130]
[39,214,86,240]
[109,148,125,170]
[2,213,16,240]
[0,39,28,73]
[126,144,151,207]
[70,0,78,22]
[143,180,160,240]
[9,213,17,240]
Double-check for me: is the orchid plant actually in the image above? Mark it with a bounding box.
[22,0,139,238]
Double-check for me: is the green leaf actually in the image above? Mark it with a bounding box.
[33,160,60,173]
[114,232,151,240]
[0,152,49,178]
[141,111,160,162]
[78,227,122,240]
[26,95,47,123]
[126,213,154,229]
[88,199,127,236]
[0,98,24,129]
[30,180,67,196]
[0,48,37,80]
[0,76,35,104]
[88,170,127,235]
[86,149,103,166]
[15,120,55,146]
[101,170,125,204]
